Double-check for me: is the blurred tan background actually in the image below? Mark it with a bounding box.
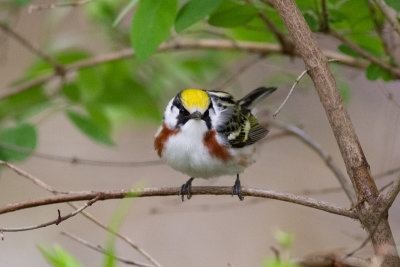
[1,3,400,267]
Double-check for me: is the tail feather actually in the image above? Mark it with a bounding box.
[239,87,277,110]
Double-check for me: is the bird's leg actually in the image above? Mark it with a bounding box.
[180,177,194,201]
[232,174,244,201]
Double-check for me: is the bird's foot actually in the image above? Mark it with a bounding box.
[232,175,244,201]
[180,177,194,201]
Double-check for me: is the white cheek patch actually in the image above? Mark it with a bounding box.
[163,100,179,129]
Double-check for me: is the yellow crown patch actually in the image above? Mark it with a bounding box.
[180,89,210,111]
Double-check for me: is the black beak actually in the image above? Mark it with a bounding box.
[189,111,202,120]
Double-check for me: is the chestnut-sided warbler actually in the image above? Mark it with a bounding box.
[154,87,277,201]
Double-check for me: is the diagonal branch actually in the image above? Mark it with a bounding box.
[2,39,369,99]
[61,231,155,267]
[0,23,65,74]
[329,29,400,78]
[0,196,99,232]
[0,187,358,219]
[272,0,399,265]
[269,120,356,203]
[0,160,162,267]
[374,0,400,37]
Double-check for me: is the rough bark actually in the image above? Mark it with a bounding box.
[272,0,399,265]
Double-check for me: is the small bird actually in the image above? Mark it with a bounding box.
[154,87,277,201]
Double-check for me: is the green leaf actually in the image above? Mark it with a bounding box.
[303,11,319,32]
[38,244,83,267]
[62,83,81,102]
[274,229,294,250]
[102,184,143,267]
[0,124,37,161]
[385,0,400,11]
[338,44,362,58]
[366,63,382,80]
[113,0,139,27]
[66,111,114,146]
[175,0,223,32]
[131,0,177,60]
[208,1,258,28]
[77,68,104,102]
[13,0,33,6]
[337,81,351,104]
[0,86,48,121]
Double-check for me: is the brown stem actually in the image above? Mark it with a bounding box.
[329,29,400,78]
[271,0,399,265]
[2,39,368,99]
[0,187,357,218]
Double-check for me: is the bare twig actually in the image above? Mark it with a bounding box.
[0,196,99,232]
[0,187,358,218]
[61,231,154,267]
[344,178,400,260]
[297,253,371,267]
[28,0,93,13]
[0,160,162,266]
[367,0,394,59]
[0,160,63,194]
[320,0,329,32]
[67,203,163,267]
[0,143,163,167]
[330,29,400,78]
[0,23,64,74]
[374,0,400,37]
[2,39,369,99]
[272,69,307,118]
[272,1,399,264]
[268,120,356,204]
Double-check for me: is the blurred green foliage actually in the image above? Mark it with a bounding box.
[0,0,397,161]
[38,244,83,267]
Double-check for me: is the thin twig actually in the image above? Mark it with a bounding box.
[0,23,64,73]
[272,59,337,118]
[330,29,400,78]
[0,187,358,218]
[268,119,356,204]
[28,0,93,13]
[367,0,394,59]
[2,39,369,99]
[0,160,63,194]
[320,0,329,32]
[0,196,99,232]
[344,177,400,259]
[0,161,162,266]
[374,0,400,37]
[0,143,163,167]
[61,231,155,267]
[272,69,307,118]
[67,203,163,267]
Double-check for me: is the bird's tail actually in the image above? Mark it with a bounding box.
[239,87,277,110]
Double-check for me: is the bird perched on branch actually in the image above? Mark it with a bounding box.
[154,87,277,201]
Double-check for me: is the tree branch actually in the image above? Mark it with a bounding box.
[329,29,400,78]
[374,0,400,37]
[0,22,65,74]
[61,231,155,267]
[271,0,399,265]
[0,144,163,167]
[0,187,357,219]
[2,39,369,99]
[268,120,356,204]
[0,196,99,232]
[28,0,93,13]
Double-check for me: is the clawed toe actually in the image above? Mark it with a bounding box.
[179,177,194,201]
[232,174,244,201]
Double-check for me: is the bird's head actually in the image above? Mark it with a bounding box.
[163,89,212,129]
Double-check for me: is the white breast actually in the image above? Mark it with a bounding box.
[161,120,255,178]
